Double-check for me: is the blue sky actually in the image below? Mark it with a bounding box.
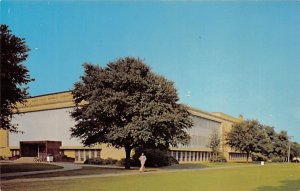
[1,1,300,142]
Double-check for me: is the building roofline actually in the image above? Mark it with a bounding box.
[29,90,73,99]
[17,91,242,123]
[185,105,240,123]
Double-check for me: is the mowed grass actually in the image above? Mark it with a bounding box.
[0,163,63,173]
[2,163,300,191]
[1,162,254,180]
[1,167,134,180]
[162,161,255,169]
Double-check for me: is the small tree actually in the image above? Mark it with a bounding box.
[207,128,221,160]
[0,25,34,132]
[71,57,192,169]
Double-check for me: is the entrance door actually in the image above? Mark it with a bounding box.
[20,143,46,157]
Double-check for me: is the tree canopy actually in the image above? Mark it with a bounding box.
[71,57,192,169]
[0,25,34,132]
[226,120,262,162]
[226,119,292,162]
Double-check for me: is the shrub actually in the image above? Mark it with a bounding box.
[115,158,135,166]
[210,153,227,162]
[54,155,75,162]
[270,157,285,163]
[252,153,268,162]
[132,148,178,167]
[84,158,103,165]
[103,157,118,165]
[116,158,126,166]
[84,157,118,165]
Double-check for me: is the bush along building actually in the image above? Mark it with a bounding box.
[0,91,247,163]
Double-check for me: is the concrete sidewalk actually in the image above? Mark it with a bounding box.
[0,162,82,178]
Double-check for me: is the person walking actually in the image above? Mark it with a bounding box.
[139,153,147,172]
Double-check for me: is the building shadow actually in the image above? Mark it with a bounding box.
[255,179,300,191]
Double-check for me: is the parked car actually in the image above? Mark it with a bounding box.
[292,157,300,163]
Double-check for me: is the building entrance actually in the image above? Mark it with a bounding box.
[20,141,62,157]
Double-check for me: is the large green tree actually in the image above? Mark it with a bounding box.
[0,25,34,132]
[226,120,263,162]
[71,57,192,169]
[254,125,274,158]
[226,119,292,162]
[263,126,289,160]
[262,126,278,158]
[273,131,289,160]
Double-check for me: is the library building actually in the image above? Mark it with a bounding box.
[0,91,248,163]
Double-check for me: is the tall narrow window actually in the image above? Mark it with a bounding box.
[80,150,84,161]
[85,150,90,160]
[96,150,101,158]
[91,150,95,159]
[75,150,79,161]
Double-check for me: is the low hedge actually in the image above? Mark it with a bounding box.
[131,148,178,167]
[210,153,227,163]
[84,157,118,165]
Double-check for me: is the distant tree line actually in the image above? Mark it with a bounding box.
[226,119,300,162]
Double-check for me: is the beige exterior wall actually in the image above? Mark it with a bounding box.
[0,129,9,148]
[0,129,10,157]
[1,91,247,162]
[63,150,76,158]
[10,108,81,147]
[100,144,125,160]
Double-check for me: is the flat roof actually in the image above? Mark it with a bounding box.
[16,91,242,123]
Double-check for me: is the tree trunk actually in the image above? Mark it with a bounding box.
[124,146,132,169]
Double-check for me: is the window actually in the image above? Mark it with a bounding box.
[85,150,90,160]
[75,150,79,161]
[173,151,177,159]
[96,150,101,158]
[80,150,84,161]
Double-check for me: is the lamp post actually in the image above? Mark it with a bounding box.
[288,136,294,163]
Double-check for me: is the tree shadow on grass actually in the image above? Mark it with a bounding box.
[162,163,209,169]
[254,179,300,191]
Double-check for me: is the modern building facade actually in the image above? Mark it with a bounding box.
[0,91,247,163]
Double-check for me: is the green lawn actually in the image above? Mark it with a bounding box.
[162,161,256,169]
[1,162,254,180]
[0,163,63,173]
[1,163,299,191]
[1,167,133,180]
